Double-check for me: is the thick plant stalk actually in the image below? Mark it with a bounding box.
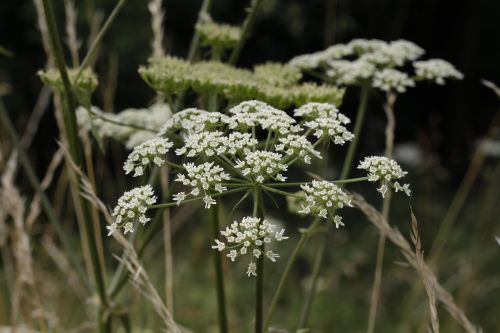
[160,168,174,313]
[229,0,263,65]
[254,186,265,333]
[296,86,370,330]
[40,0,109,328]
[211,203,228,333]
[367,91,397,333]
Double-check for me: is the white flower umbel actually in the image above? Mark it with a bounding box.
[414,59,464,85]
[174,162,231,208]
[303,116,354,145]
[326,59,376,85]
[293,102,346,120]
[109,185,157,235]
[228,100,300,135]
[299,180,352,228]
[373,68,415,93]
[175,130,225,157]
[124,137,173,177]
[221,132,258,156]
[212,216,288,277]
[275,134,322,164]
[358,156,411,198]
[159,108,230,135]
[235,150,288,183]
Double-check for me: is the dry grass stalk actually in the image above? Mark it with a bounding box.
[410,212,440,333]
[351,192,479,333]
[61,144,183,332]
[148,0,166,57]
[64,0,81,67]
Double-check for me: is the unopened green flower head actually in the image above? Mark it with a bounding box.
[212,216,288,277]
[253,62,302,87]
[196,21,242,52]
[39,68,98,93]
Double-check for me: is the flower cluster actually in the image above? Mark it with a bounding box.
[212,216,288,277]
[414,59,464,85]
[228,100,301,134]
[140,56,344,109]
[303,116,354,144]
[235,150,288,183]
[293,102,342,119]
[109,185,157,235]
[298,180,352,228]
[326,59,376,85]
[159,108,229,135]
[124,137,173,176]
[289,38,462,91]
[275,134,322,164]
[175,130,226,157]
[174,162,231,208]
[372,68,415,93]
[358,156,411,198]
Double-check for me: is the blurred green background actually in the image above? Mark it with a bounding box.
[1,0,499,332]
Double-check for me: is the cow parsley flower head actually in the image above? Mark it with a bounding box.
[174,162,230,208]
[109,185,157,235]
[348,38,388,54]
[373,68,415,93]
[326,59,376,85]
[124,137,173,177]
[303,116,354,145]
[275,134,322,164]
[159,108,230,135]
[235,150,288,183]
[175,130,226,157]
[293,102,344,120]
[228,100,300,134]
[358,156,411,198]
[298,180,352,228]
[414,59,464,85]
[212,216,288,277]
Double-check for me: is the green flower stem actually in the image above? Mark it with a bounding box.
[73,0,128,83]
[266,177,369,188]
[263,88,370,331]
[297,85,371,330]
[150,187,249,210]
[261,185,302,198]
[0,98,90,293]
[229,0,263,65]
[262,218,321,332]
[41,0,109,328]
[187,0,213,61]
[211,204,229,333]
[253,186,265,333]
[367,92,397,333]
[340,86,370,179]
